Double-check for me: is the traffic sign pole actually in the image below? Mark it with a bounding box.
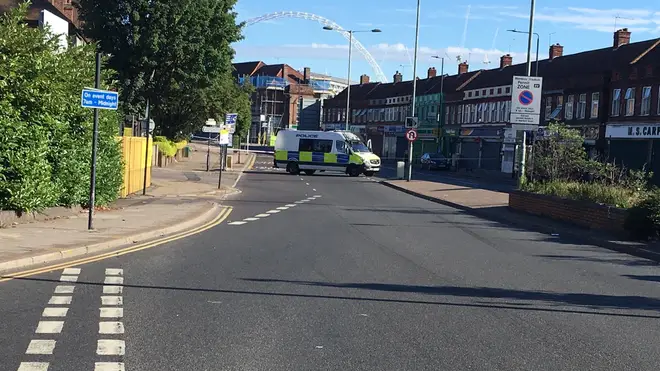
[87,52,101,230]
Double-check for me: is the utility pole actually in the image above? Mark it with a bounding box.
[519,0,536,188]
[407,0,421,182]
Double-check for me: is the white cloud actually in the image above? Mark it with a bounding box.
[500,7,660,33]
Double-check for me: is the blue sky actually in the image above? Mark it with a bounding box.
[233,0,659,83]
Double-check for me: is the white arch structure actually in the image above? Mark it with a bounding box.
[244,11,389,83]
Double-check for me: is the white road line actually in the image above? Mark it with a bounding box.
[96,339,125,355]
[228,221,247,225]
[105,268,123,276]
[300,199,310,202]
[100,308,124,318]
[103,286,123,294]
[48,296,72,305]
[35,321,64,334]
[94,363,125,371]
[244,218,259,221]
[313,188,317,191]
[99,322,125,334]
[54,285,75,294]
[59,275,78,282]
[42,308,68,317]
[314,195,322,198]
[285,204,296,207]
[276,206,289,210]
[266,210,281,214]
[17,362,49,371]
[305,182,310,185]
[255,214,270,217]
[104,276,123,285]
[101,296,123,306]
[306,197,316,200]
[25,340,56,355]
[62,268,81,275]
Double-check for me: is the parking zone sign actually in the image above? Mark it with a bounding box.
[510,76,542,126]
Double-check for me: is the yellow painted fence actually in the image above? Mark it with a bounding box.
[120,137,152,197]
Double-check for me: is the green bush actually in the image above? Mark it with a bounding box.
[0,4,123,212]
[154,137,177,157]
[522,181,642,209]
[625,191,660,240]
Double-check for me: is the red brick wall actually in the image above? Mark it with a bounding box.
[508,191,627,232]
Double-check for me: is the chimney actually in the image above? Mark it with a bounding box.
[393,71,403,83]
[303,67,311,83]
[549,43,564,59]
[427,67,437,78]
[458,62,469,75]
[499,54,513,69]
[614,28,631,48]
[360,74,370,84]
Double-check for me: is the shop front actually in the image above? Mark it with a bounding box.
[605,123,660,183]
[457,126,505,171]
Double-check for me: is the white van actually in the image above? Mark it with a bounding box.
[273,130,381,176]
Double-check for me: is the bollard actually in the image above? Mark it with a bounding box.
[396,161,405,180]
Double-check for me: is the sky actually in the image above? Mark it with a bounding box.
[232,0,660,83]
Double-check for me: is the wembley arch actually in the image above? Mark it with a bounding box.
[244,11,388,83]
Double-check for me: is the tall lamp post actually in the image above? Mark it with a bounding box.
[407,0,421,182]
[508,28,540,77]
[323,26,381,131]
[431,55,446,152]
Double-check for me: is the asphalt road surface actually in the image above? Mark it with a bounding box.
[1,154,659,371]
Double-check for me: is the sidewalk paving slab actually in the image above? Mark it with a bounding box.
[0,152,255,274]
[382,179,660,263]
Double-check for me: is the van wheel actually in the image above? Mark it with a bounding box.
[347,165,361,177]
[303,170,316,175]
[364,171,375,177]
[286,162,299,175]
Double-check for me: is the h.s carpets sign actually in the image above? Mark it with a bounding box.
[606,124,660,138]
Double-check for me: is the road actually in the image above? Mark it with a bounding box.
[1,154,659,371]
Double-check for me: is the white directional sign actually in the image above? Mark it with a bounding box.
[202,126,221,133]
[510,76,543,127]
[406,128,418,142]
[218,130,230,145]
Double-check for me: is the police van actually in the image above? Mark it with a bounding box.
[274,130,381,176]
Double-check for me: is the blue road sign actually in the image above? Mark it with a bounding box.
[81,88,119,110]
[225,113,238,125]
[518,90,534,106]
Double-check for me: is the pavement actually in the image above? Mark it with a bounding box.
[0,148,255,274]
[1,153,659,370]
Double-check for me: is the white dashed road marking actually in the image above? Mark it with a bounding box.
[25,340,56,355]
[59,275,78,282]
[48,296,72,305]
[42,308,68,317]
[101,296,123,306]
[17,362,49,371]
[285,204,296,207]
[266,210,281,214]
[99,322,125,334]
[244,218,259,221]
[35,321,64,334]
[255,214,270,217]
[95,362,125,371]
[103,286,123,294]
[96,340,125,355]
[228,221,247,225]
[276,206,289,210]
[62,268,81,275]
[54,285,74,294]
[100,308,124,318]
[104,276,123,285]
[105,268,123,276]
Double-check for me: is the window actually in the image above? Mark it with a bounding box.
[482,89,487,96]
[485,103,492,122]
[497,88,502,94]
[641,86,651,115]
[545,97,552,120]
[490,89,495,95]
[578,93,586,119]
[475,91,480,97]
[505,101,511,121]
[612,89,621,116]
[625,87,635,116]
[367,109,374,122]
[505,87,511,94]
[590,92,600,118]
[491,102,498,122]
[464,105,470,123]
[477,103,485,122]
[457,105,463,124]
[499,101,506,122]
[299,139,333,153]
[335,141,347,154]
[565,95,574,120]
[468,92,472,98]
[469,104,476,122]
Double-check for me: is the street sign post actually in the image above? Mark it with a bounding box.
[405,117,419,128]
[202,126,221,133]
[406,128,418,142]
[83,54,118,230]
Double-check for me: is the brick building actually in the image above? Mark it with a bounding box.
[0,0,84,47]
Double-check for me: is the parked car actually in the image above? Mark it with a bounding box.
[420,153,450,170]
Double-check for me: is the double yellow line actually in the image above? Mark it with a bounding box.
[0,206,233,284]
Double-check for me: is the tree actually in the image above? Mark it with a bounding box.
[530,122,586,182]
[76,0,245,138]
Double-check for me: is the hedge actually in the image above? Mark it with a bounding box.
[0,5,123,212]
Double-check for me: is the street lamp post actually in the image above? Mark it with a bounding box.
[507,29,540,77]
[323,26,381,131]
[406,0,421,182]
